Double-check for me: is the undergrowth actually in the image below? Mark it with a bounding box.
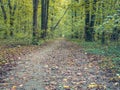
[71,39,120,74]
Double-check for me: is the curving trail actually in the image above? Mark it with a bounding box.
[0,39,119,90]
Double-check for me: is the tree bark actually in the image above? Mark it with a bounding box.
[89,0,97,41]
[0,0,8,38]
[53,7,69,30]
[32,0,39,44]
[84,0,97,41]
[71,7,74,38]
[41,0,49,38]
[0,0,7,23]
[8,0,17,36]
[84,0,91,41]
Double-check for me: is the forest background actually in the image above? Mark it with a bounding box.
[0,0,120,74]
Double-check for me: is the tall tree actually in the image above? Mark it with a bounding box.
[0,0,7,23]
[84,0,97,41]
[41,0,49,38]
[71,3,74,38]
[0,0,8,38]
[32,0,39,44]
[89,0,97,41]
[8,0,17,36]
[84,0,90,41]
[71,0,78,38]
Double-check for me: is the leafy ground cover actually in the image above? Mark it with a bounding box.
[71,39,120,79]
[0,38,119,90]
[0,38,50,85]
[0,44,39,82]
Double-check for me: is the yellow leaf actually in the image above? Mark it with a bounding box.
[11,86,17,90]
[63,85,70,89]
[88,82,98,89]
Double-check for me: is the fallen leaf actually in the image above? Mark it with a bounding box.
[11,86,17,90]
[63,85,70,89]
[88,82,98,89]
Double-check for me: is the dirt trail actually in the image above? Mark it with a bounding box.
[0,39,119,90]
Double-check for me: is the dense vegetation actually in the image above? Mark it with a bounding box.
[0,0,120,73]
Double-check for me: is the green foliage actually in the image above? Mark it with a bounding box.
[96,13,120,34]
[112,57,120,74]
[71,39,120,74]
[35,39,45,45]
[0,38,32,46]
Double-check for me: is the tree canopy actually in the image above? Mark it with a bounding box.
[0,0,119,44]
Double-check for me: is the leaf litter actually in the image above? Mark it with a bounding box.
[0,39,120,90]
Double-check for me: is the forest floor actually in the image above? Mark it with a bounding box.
[0,38,120,90]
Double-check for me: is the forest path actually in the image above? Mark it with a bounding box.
[1,38,119,90]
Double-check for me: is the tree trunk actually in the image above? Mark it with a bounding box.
[8,0,17,37]
[53,7,69,30]
[0,0,8,38]
[32,0,39,44]
[0,0,7,23]
[89,0,97,41]
[41,0,49,38]
[84,0,97,41]
[84,0,91,41]
[71,7,74,38]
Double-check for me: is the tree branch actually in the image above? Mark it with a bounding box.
[53,7,69,30]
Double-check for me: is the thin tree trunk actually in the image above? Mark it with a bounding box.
[71,7,74,38]
[89,0,97,41]
[53,7,69,30]
[84,0,91,41]
[0,0,7,23]
[0,0,8,38]
[8,0,17,36]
